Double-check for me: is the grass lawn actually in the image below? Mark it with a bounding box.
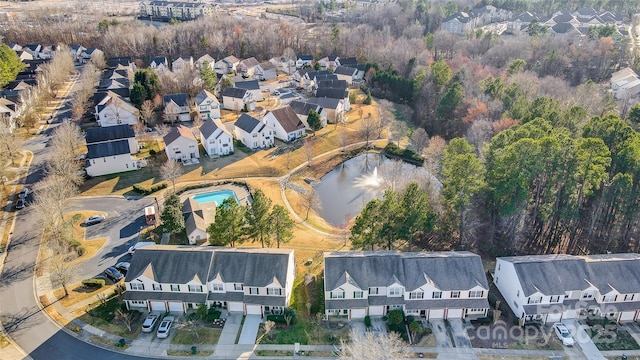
[52,282,115,308]
[166,349,214,356]
[255,350,294,356]
[507,334,564,351]
[0,332,9,348]
[592,327,640,351]
[171,327,222,345]
[63,211,108,266]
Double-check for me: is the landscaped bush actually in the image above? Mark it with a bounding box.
[204,310,221,322]
[364,315,371,328]
[267,308,296,325]
[132,183,167,195]
[383,143,424,165]
[149,149,156,156]
[89,298,125,322]
[82,278,106,288]
[470,317,492,325]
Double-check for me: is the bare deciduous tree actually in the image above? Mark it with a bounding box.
[303,138,314,167]
[156,123,170,138]
[140,100,156,126]
[0,130,19,165]
[49,242,76,298]
[358,114,378,147]
[423,135,446,178]
[175,319,200,340]
[409,128,429,155]
[338,330,410,360]
[191,114,204,138]
[256,320,275,344]
[114,309,134,332]
[161,159,183,192]
[34,174,78,226]
[302,186,321,220]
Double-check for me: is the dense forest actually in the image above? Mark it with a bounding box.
[2,0,640,256]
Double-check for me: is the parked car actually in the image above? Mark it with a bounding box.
[272,90,280,96]
[553,323,575,346]
[127,241,156,255]
[103,266,123,282]
[18,187,30,199]
[15,198,25,209]
[84,215,105,226]
[141,314,159,333]
[115,262,130,274]
[156,316,175,339]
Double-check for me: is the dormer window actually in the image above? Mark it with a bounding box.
[152,284,162,291]
[188,285,203,293]
[330,290,345,299]
[130,282,144,291]
[409,291,424,299]
[267,288,282,296]
[234,283,244,291]
[354,291,364,299]
[211,283,224,292]
[469,290,483,298]
[432,291,442,299]
[388,287,402,297]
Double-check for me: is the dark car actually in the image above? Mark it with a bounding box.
[18,187,30,199]
[104,267,123,282]
[15,198,26,209]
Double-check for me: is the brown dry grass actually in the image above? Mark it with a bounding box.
[40,295,71,326]
[52,282,115,309]
[63,211,108,266]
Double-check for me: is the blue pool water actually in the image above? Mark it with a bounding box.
[192,190,239,206]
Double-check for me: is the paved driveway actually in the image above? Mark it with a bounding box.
[429,319,453,348]
[568,320,606,360]
[238,314,261,344]
[449,319,473,348]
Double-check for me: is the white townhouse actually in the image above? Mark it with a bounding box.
[494,253,640,324]
[296,55,313,68]
[200,118,233,157]
[307,97,345,124]
[262,106,306,142]
[149,56,170,73]
[222,87,255,112]
[94,91,140,127]
[215,55,240,75]
[163,93,191,122]
[85,125,140,177]
[163,125,199,161]
[233,113,274,150]
[257,61,277,81]
[172,56,194,73]
[123,245,295,316]
[238,57,260,79]
[333,66,358,85]
[196,54,215,70]
[269,56,296,75]
[289,100,327,130]
[195,89,220,119]
[233,79,263,102]
[324,251,490,320]
[80,47,104,64]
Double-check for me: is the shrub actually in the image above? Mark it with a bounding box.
[266,314,287,324]
[471,317,492,325]
[82,278,105,288]
[387,309,405,326]
[132,183,167,195]
[364,315,371,328]
[383,143,424,165]
[149,149,157,156]
[75,246,86,256]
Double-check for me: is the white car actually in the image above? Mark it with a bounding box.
[156,316,174,339]
[141,314,159,333]
[553,323,575,346]
[127,241,156,255]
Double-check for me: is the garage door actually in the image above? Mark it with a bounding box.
[429,309,445,319]
[563,309,578,319]
[246,305,262,315]
[351,309,366,319]
[168,301,184,313]
[369,306,384,316]
[620,311,636,322]
[228,302,244,313]
[446,309,463,319]
[546,313,562,323]
[149,301,166,312]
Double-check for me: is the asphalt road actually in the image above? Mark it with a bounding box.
[0,73,149,359]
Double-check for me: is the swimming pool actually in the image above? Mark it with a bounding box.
[192,190,239,206]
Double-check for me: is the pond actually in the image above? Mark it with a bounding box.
[314,153,439,227]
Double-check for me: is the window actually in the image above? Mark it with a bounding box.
[582,292,594,300]
[248,287,259,295]
[129,300,146,305]
[550,295,561,303]
[451,291,460,298]
[432,291,442,299]
[516,290,520,297]
[152,284,162,291]
[267,288,282,296]
[369,287,379,295]
[188,285,203,293]
[234,283,244,291]
[330,291,345,299]
[170,284,180,291]
[469,290,483,298]
[625,294,635,301]
[527,297,542,304]
[388,288,402,296]
[354,291,364,299]
[130,283,144,291]
[410,291,424,299]
[211,283,224,292]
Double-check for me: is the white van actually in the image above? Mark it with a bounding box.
[127,241,156,255]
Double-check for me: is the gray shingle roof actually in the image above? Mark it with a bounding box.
[86,124,135,144]
[289,100,322,116]
[404,298,489,310]
[334,66,357,76]
[123,291,207,303]
[267,106,305,133]
[234,80,260,91]
[184,212,206,237]
[324,251,489,292]
[244,295,287,306]
[315,88,348,100]
[209,249,292,287]
[222,87,248,99]
[240,57,259,68]
[87,139,131,159]
[307,97,341,110]
[126,247,213,284]
[200,118,228,139]
[499,253,640,297]
[195,89,216,105]
[339,57,357,66]
[317,79,347,89]
[234,113,261,134]
[163,93,189,107]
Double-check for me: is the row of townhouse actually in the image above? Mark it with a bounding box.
[494,253,640,324]
[125,246,640,325]
[139,0,217,22]
[123,246,491,320]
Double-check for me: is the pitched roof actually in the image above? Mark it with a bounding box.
[86,124,135,144]
[200,118,230,139]
[163,93,189,107]
[334,66,358,76]
[149,56,168,66]
[223,55,240,64]
[324,251,489,292]
[222,87,248,99]
[317,79,348,89]
[240,57,259,68]
[259,61,276,70]
[185,212,207,237]
[195,89,218,105]
[107,57,133,68]
[339,57,357,66]
[297,55,313,61]
[267,106,305,133]
[234,113,262,133]
[307,97,341,110]
[499,253,640,296]
[234,80,260,91]
[182,197,202,214]
[315,87,348,99]
[209,248,293,287]
[126,246,214,284]
[289,100,322,116]
[305,70,331,79]
[163,125,196,145]
[87,139,131,159]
